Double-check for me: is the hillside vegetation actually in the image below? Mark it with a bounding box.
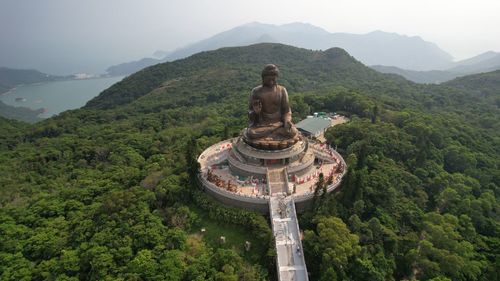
[0,43,498,280]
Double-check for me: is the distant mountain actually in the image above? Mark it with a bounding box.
[0,101,43,123]
[153,50,171,58]
[370,65,462,84]
[327,30,452,70]
[0,67,62,94]
[448,51,500,73]
[454,51,499,66]
[371,52,500,84]
[105,58,162,77]
[106,22,453,75]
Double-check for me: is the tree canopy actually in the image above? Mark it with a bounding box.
[0,43,498,280]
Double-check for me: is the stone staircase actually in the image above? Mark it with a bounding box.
[267,168,288,195]
[269,196,309,281]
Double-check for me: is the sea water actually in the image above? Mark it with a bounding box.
[0,76,124,118]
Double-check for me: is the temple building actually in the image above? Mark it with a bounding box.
[296,115,332,138]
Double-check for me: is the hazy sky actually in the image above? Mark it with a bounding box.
[1,0,499,74]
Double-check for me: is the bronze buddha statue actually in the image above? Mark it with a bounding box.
[243,64,300,149]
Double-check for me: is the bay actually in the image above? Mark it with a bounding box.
[0,76,124,118]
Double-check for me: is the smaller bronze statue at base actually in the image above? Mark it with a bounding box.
[243,64,301,150]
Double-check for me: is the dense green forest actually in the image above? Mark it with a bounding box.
[0,43,498,280]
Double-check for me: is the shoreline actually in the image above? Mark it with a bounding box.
[1,74,124,96]
[0,75,124,121]
[1,87,17,96]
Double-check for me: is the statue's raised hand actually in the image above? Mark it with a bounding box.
[284,120,292,132]
[252,99,262,114]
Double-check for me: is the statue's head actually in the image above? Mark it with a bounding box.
[261,64,279,87]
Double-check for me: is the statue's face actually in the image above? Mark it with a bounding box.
[263,74,277,87]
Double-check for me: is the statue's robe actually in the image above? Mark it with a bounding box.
[245,85,299,141]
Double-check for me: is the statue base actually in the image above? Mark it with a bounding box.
[242,131,301,150]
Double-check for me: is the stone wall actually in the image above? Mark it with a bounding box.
[197,138,347,214]
[198,174,270,213]
[294,149,347,212]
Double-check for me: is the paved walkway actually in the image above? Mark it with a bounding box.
[269,196,309,281]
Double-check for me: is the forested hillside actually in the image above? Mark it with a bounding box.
[0,43,498,280]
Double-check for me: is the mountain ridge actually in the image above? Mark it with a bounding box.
[0,67,62,94]
[90,43,403,110]
[371,51,500,83]
[370,65,462,84]
[449,52,500,73]
[106,22,454,75]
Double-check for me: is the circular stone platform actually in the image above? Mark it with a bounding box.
[242,130,299,150]
[197,137,347,213]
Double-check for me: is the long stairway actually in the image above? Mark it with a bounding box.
[269,196,309,281]
[268,168,288,195]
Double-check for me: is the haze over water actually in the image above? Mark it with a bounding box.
[0,76,124,118]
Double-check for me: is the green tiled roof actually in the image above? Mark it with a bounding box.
[296,117,331,135]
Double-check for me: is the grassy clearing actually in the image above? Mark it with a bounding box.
[188,203,269,265]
